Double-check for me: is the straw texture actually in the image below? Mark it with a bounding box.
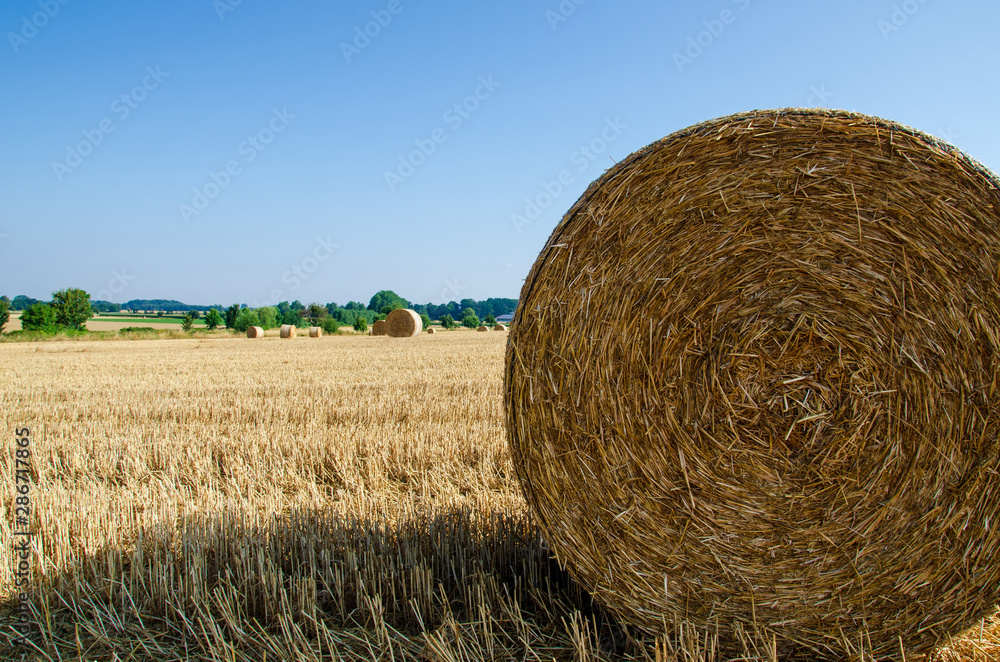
[371,320,387,336]
[477,325,489,332]
[386,308,422,337]
[493,324,507,332]
[308,326,322,338]
[279,325,296,339]
[246,326,264,339]
[504,108,1000,660]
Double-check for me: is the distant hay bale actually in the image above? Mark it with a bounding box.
[246,326,264,339]
[504,108,1000,660]
[493,324,506,332]
[385,308,422,338]
[371,320,387,336]
[279,325,296,339]
[308,326,321,338]
[476,325,489,332]
[427,327,436,334]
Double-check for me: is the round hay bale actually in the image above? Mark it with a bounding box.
[493,324,507,332]
[246,326,264,339]
[279,324,296,339]
[504,108,1000,660]
[370,320,387,336]
[308,326,321,338]
[476,325,489,332]
[427,327,436,334]
[385,308,422,337]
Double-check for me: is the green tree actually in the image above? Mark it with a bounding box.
[0,297,9,333]
[484,314,496,326]
[232,309,260,333]
[225,304,240,329]
[461,312,480,329]
[307,303,327,326]
[281,302,304,327]
[11,295,39,311]
[181,313,194,332]
[256,306,279,329]
[190,309,201,320]
[156,311,165,318]
[204,308,223,330]
[368,290,407,313]
[21,303,56,331]
[320,317,340,334]
[419,313,431,330]
[439,314,455,329]
[51,288,92,330]
[353,316,368,332]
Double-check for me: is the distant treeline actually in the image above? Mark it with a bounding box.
[4,291,516,323]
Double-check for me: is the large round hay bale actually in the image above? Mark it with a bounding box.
[246,326,264,339]
[504,109,1000,660]
[370,320,387,336]
[279,324,296,339]
[385,308,422,337]
[308,326,321,338]
[426,327,436,334]
[493,324,507,332]
[476,325,489,332]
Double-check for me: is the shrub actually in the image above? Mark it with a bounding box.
[232,309,260,333]
[353,316,368,332]
[204,309,223,330]
[321,318,340,334]
[256,306,279,329]
[21,303,57,332]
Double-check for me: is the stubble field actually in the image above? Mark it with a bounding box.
[1,332,997,661]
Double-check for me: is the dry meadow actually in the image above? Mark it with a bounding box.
[1,332,997,661]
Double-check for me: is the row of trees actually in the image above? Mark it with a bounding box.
[1,289,518,335]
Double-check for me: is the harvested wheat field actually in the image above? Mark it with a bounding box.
[1,333,997,661]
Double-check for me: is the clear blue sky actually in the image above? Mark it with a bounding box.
[2,0,999,307]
